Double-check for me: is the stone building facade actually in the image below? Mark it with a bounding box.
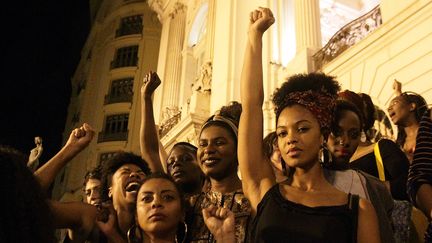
[53,0,432,201]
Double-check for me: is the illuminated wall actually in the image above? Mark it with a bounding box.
[55,0,432,201]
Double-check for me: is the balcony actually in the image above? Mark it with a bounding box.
[104,93,133,104]
[314,5,382,70]
[97,131,128,143]
[110,58,138,69]
[158,107,182,137]
[115,27,142,38]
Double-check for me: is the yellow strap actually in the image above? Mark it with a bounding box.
[374,142,386,181]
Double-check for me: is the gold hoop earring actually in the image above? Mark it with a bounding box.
[127,224,142,243]
[320,142,333,166]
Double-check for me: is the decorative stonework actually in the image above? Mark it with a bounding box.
[159,106,182,137]
[193,60,212,93]
[169,2,187,19]
[148,0,164,15]
[313,5,382,70]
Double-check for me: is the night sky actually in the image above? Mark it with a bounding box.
[1,1,90,163]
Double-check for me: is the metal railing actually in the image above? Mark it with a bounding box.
[158,110,182,137]
[97,131,128,143]
[313,5,382,70]
[104,93,133,104]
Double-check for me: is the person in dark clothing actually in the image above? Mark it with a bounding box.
[388,80,428,163]
[338,90,409,200]
[139,71,205,199]
[238,7,379,243]
[349,139,409,200]
[407,108,432,242]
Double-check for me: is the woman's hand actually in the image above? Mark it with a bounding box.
[249,7,275,36]
[64,123,94,155]
[202,206,236,243]
[141,71,161,99]
[393,79,402,96]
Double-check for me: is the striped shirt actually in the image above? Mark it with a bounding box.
[407,108,432,242]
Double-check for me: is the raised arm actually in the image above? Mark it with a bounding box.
[34,123,94,191]
[49,200,97,242]
[140,71,165,173]
[393,79,402,96]
[27,136,43,172]
[238,7,276,211]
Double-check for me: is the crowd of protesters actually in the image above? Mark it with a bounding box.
[1,7,431,243]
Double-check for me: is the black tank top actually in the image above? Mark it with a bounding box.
[250,184,359,243]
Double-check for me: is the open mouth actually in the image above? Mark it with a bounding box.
[125,181,141,193]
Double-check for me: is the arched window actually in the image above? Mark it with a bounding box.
[188,3,208,47]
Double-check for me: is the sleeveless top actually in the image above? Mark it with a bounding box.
[250,184,359,243]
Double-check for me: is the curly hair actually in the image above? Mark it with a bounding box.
[100,151,151,201]
[0,146,54,242]
[201,101,243,143]
[83,165,102,188]
[218,101,242,125]
[272,73,340,134]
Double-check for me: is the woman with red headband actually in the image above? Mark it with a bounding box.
[238,7,380,243]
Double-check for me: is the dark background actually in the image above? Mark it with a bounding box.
[1,1,90,163]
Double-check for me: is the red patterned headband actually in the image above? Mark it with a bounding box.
[274,90,337,129]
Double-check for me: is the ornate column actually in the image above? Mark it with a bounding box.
[294,0,322,53]
[161,2,186,110]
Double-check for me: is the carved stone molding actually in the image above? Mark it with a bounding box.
[159,106,182,137]
[148,0,164,20]
[169,2,186,19]
[192,60,212,93]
